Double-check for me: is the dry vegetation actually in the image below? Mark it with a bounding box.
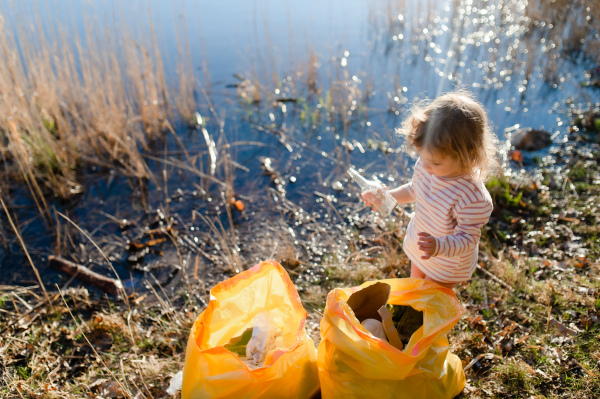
[2,137,600,398]
[0,7,197,215]
[526,0,600,64]
[1,0,600,398]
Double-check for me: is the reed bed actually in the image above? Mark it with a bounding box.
[0,6,197,214]
[1,0,597,214]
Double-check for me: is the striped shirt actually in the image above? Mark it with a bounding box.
[403,158,493,283]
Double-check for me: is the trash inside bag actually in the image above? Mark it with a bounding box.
[361,319,387,341]
[245,311,282,367]
[387,304,424,347]
[221,311,284,368]
[181,260,319,399]
[317,278,465,399]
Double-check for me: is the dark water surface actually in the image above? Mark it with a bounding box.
[1,0,599,287]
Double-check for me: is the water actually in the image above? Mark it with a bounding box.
[1,0,599,287]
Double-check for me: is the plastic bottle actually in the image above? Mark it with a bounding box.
[347,168,397,216]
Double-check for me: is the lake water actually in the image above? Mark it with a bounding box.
[1,0,599,287]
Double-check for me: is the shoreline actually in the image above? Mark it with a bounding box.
[1,119,599,398]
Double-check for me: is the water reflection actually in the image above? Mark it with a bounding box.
[367,0,599,138]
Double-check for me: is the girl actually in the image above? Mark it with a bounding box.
[362,91,498,289]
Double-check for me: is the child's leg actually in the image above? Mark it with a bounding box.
[410,263,426,279]
[411,263,456,289]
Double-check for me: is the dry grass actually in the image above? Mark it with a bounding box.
[0,5,197,211]
[2,155,600,397]
[0,286,190,398]
[527,0,600,63]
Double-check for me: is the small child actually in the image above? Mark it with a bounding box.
[362,91,498,289]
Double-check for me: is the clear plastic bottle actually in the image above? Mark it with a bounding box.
[347,168,398,216]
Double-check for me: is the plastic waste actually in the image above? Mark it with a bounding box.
[347,168,397,216]
[318,278,466,399]
[181,260,319,399]
[166,371,183,396]
[361,319,387,341]
[246,311,281,366]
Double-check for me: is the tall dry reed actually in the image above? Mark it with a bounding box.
[0,5,197,214]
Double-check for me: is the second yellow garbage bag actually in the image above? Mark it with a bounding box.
[182,260,319,399]
[317,278,465,399]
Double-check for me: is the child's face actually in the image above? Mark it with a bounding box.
[417,148,464,178]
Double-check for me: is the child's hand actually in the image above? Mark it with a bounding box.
[417,232,437,259]
[360,185,387,211]
[361,190,382,210]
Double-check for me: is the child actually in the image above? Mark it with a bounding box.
[362,91,498,289]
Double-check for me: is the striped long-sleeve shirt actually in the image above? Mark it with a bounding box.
[403,158,493,283]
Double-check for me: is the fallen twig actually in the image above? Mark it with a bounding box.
[48,256,122,296]
[56,211,130,308]
[463,353,502,372]
[475,264,514,292]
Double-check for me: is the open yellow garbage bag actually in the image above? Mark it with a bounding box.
[182,260,319,399]
[317,278,465,399]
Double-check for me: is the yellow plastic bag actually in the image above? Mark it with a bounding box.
[317,278,465,399]
[182,260,320,399]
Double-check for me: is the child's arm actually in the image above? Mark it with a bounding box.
[387,183,415,204]
[417,200,493,259]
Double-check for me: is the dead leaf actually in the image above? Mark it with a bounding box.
[467,316,488,333]
[147,237,167,247]
[515,334,529,345]
[90,380,123,398]
[235,199,244,212]
[573,255,588,268]
[549,318,578,336]
[87,328,113,351]
[127,242,144,251]
[509,150,523,162]
[557,216,581,225]
[501,320,518,336]
[126,237,166,251]
[579,314,600,329]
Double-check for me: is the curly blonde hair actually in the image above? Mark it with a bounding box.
[396,90,499,181]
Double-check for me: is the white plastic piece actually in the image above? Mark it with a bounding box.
[246,311,279,366]
[361,319,388,341]
[348,168,397,216]
[166,370,183,396]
